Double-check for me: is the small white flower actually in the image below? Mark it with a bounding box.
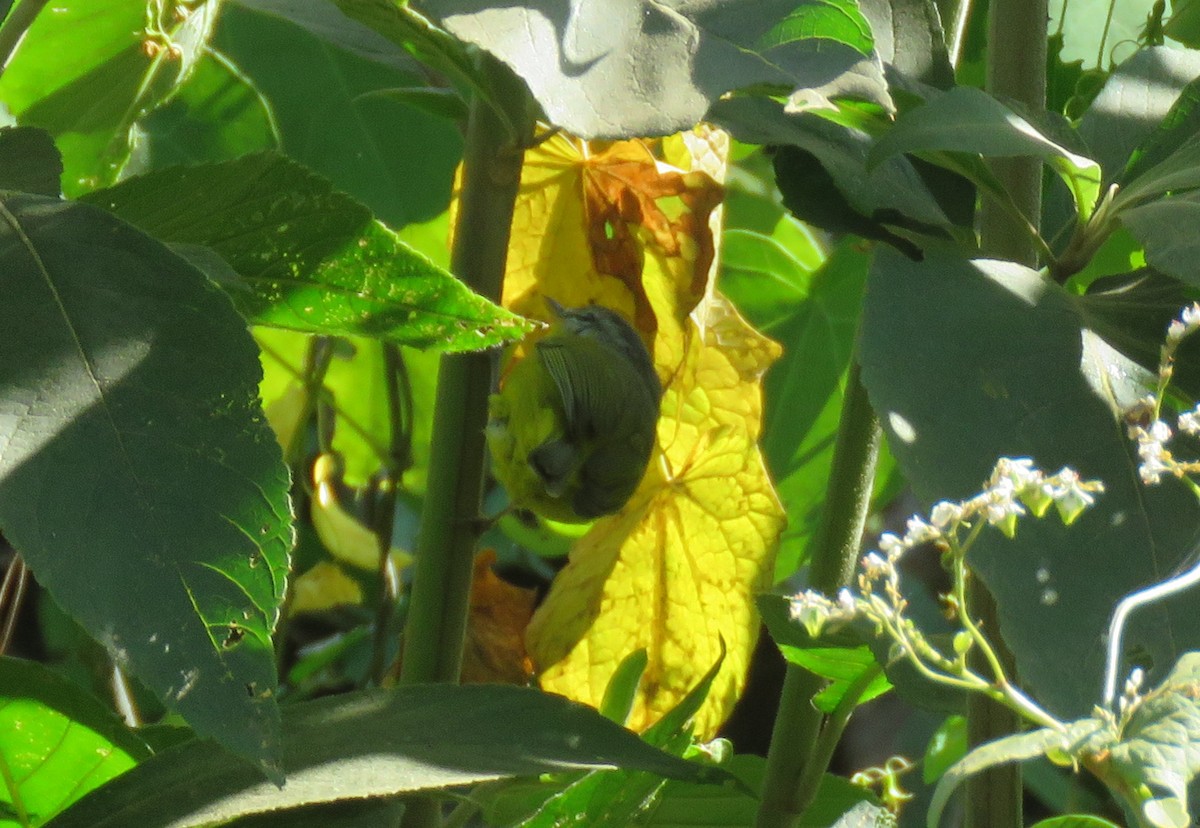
[1046,468,1101,524]
[1179,405,1200,435]
[903,516,939,547]
[862,552,891,579]
[837,588,857,613]
[1182,303,1200,331]
[878,532,904,556]
[1168,320,1188,343]
[930,501,962,529]
[992,457,1040,491]
[1135,424,1172,484]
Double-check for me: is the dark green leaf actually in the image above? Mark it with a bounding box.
[1079,47,1200,186]
[81,153,531,350]
[0,0,217,195]
[712,97,952,245]
[1028,816,1123,828]
[0,126,63,195]
[923,715,967,783]
[413,0,879,138]
[860,250,1200,717]
[1114,136,1200,210]
[858,0,953,89]
[869,87,1102,221]
[47,684,731,828]
[355,87,470,122]
[0,195,290,774]
[1119,62,1200,188]
[773,146,924,259]
[1119,192,1200,289]
[214,1,463,226]
[1074,268,1200,398]
[232,0,420,68]
[0,657,150,825]
[132,52,280,168]
[224,798,408,828]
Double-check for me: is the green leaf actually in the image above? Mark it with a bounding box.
[600,649,650,726]
[1028,816,1123,828]
[1048,0,1159,70]
[869,87,1102,222]
[779,646,891,713]
[647,757,882,827]
[0,195,290,774]
[413,0,880,138]
[1119,192,1200,288]
[712,97,953,244]
[133,51,280,167]
[859,249,1200,717]
[255,329,440,491]
[1113,136,1200,211]
[1073,269,1200,398]
[354,87,470,122]
[0,658,150,826]
[213,1,463,226]
[927,720,1108,828]
[81,153,532,351]
[46,684,730,828]
[1118,62,1200,188]
[923,715,967,783]
[756,1,874,54]
[857,0,954,90]
[643,753,764,827]
[231,0,422,68]
[1168,0,1200,44]
[1079,47,1200,187]
[0,127,63,196]
[0,0,217,196]
[1107,652,1200,826]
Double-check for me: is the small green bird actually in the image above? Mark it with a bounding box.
[486,299,662,523]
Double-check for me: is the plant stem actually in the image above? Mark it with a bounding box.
[397,56,529,828]
[368,345,412,685]
[399,60,529,688]
[969,0,1047,823]
[756,360,881,828]
[0,0,46,74]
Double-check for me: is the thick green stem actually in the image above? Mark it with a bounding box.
[967,2,1048,826]
[756,360,882,828]
[400,64,530,688]
[397,59,529,828]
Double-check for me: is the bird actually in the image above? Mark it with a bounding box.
[486,299,662,523]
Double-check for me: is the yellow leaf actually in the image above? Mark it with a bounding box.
[291,561,363,614]
[311,454,412,573]
[512,131,785,736]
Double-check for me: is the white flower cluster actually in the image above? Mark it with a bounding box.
[789,458,1103,639]
[1129,302,1200,485]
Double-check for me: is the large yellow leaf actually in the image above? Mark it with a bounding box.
[505,132,784,736]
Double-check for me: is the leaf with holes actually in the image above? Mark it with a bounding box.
[0,194,291,775]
